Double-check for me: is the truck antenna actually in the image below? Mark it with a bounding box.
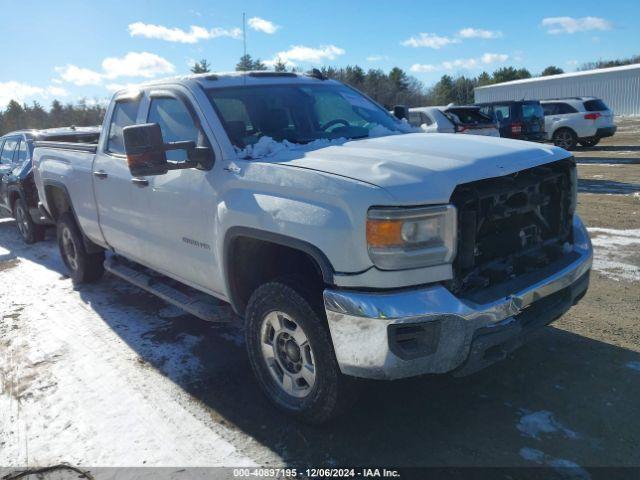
[242,12,247,60]
[243,12,247,84]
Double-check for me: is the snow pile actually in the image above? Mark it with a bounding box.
[235,121,421,159]
[517,410,579,439]
[235,136,348,160]
[588,228,640,282]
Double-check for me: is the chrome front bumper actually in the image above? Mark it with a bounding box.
[323,215,593,380]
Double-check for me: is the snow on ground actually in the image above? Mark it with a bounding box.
[519,448,591,479]
[587,228,640,282]
[516,410,579,440]
[0,220,269,468]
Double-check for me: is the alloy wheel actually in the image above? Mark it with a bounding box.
[61,227,79,271]
[260,310,316,398]
[15,204,30,240]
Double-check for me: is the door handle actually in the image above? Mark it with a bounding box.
[93,170,108,179]
[131,178,149,187]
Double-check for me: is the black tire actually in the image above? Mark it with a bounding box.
[245,279,358,424]
[579,137,600,147]
[13,198,45,244]
[552,128,578,151]
[57,212,104,284]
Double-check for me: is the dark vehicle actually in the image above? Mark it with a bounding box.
[0,127,100,243]
[477,101,546,141]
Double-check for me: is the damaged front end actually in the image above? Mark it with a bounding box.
[449,157,577,297]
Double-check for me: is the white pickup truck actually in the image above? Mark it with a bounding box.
[33,71,592,423]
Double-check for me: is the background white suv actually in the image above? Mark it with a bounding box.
[541,97,616,150]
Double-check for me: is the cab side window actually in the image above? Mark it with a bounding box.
[107,99,141,155]
[0,137,19,165]
[148,97,203,162]
[558,103,578,114]
[493,105,510,121]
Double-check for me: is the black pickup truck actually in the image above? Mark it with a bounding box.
[0,127,100,243]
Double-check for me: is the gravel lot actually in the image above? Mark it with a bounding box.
[1,120,639,475]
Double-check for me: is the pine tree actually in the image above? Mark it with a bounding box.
[273,57,288,72]
[191,59,212,74]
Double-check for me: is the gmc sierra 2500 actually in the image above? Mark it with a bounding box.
[33,71,592,423]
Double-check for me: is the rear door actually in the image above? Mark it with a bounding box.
[0,136,20,210]
[583,99,614,128]
[489,104,512,137]
[520,101,545,137]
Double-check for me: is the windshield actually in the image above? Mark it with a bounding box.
[207,83,408,149]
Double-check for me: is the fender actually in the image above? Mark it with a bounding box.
[223,226,335,313]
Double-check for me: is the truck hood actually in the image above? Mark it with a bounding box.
[267,133,569,204]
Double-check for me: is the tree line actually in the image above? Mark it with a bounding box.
[0,99,105,136]
[1,53,636,135]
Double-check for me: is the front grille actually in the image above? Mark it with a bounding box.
[448,158,575,296]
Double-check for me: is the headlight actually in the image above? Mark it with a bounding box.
[366,205,457,270]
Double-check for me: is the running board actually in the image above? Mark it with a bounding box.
[104,257,234,323]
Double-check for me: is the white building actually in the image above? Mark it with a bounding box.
[474,64,640,116]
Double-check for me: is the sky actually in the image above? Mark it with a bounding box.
[1,0,638,109]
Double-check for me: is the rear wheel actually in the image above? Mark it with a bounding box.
[57,212,104,284]
[245,280,357,424]
[552,128,578,150]
[13,198,45,244]
[579,137,600,147]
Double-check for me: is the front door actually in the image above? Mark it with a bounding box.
[92,96,146,262]
[134,90,219,292]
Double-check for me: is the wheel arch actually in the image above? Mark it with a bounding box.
[43,180,103,254]
[223,227,335,316]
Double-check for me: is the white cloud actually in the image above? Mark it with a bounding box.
[105,83,142,93]
[0,82,68,109]
[55,65,104,86]
[55,52,175,89]
[458,27,503,39]
[366,55,388,62]
[401,33,459,49]
[542,16,612,34]
[248,17,279,34]
[272,45,345,66]
[128,22,242,43]
[102,52,175,79]
[410,53,509,73]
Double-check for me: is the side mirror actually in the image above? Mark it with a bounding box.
[123,123,213,176]
[123,123,169,177]
[393,105,409,120]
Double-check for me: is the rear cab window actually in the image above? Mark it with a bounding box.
[583,99,609,112]
[106,99,141,155]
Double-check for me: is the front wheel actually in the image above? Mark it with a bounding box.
[579,137,600,147]
[552,128,578,150]
[13,198,45,244]
[245,280,357,424]
[57,212,105,284]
